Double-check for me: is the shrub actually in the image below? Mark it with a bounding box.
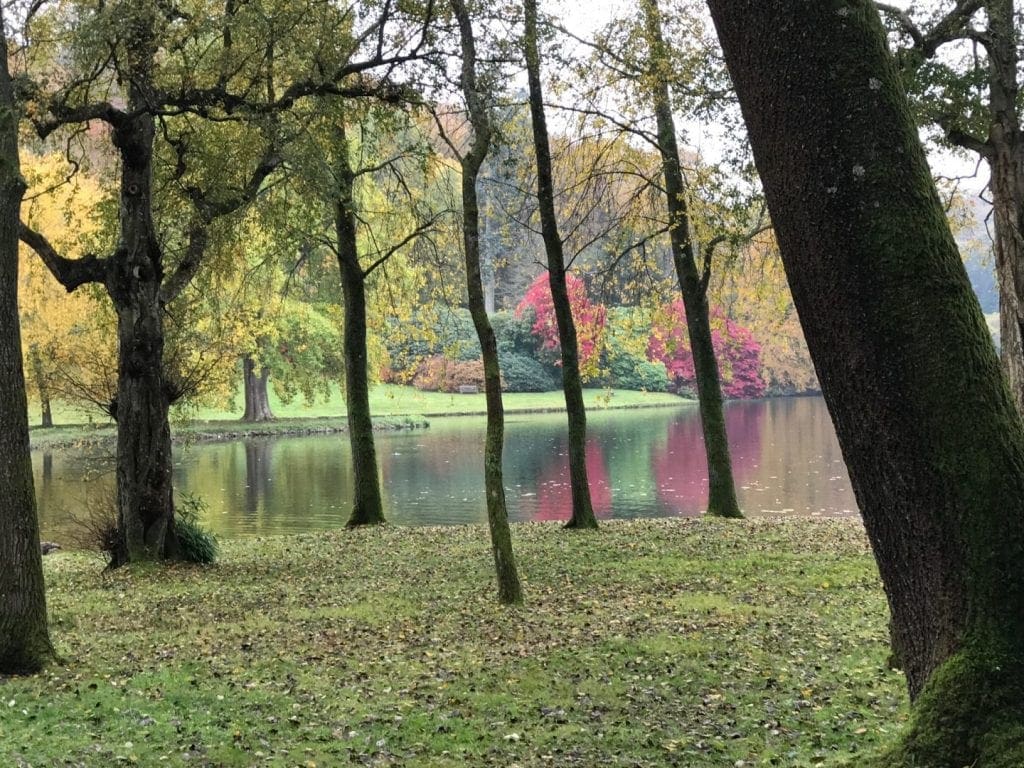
[412,356,493,393]
[67,490,120,559]
[492,309,538,358]
[515,273,607,380]
[499,353,560,392]
[648,301,766,399]
[608,352,670,392]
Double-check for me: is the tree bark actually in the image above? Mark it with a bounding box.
[335,122,384,527]
[452,0,524,605]
[105,99,179,566]
[642,0,742,519]
[241,354,275,422]
[984,0,1024,416]
[30,346,53,428]
[523,0,598,530]
[0,11,52,672]
[707,2,1024,764]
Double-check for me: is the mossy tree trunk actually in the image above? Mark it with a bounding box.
[241,354,275,422]
[641,0,742,519]
[0,12,53,673]
[707,2,1024,765]
[334,121,384,528]
[523,0,597,530]
[452,0,524,605]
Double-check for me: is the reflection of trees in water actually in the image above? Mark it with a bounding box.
[534,440,612,521]
[35,448,116,540]
[244,440,274,515]
[653,403,763,516]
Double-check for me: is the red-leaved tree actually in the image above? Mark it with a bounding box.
[648,301,766,399]
[516,272,606,379]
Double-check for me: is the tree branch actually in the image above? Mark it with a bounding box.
[19,223,108,291]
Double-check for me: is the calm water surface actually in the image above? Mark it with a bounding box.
[35,397,857,540]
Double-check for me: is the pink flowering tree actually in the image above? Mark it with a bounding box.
[516,272,607,380]
[648,301,766,399]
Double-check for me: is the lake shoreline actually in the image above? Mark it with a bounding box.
[27,396,696,451]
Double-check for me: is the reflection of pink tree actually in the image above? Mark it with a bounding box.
[653,404,763,515]
[534,440,612,521]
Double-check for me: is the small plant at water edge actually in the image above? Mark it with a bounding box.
[176,493,219,564]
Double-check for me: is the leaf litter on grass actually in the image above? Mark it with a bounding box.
[2,518,906,767]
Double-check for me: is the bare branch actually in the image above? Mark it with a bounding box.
[19,223,108,291]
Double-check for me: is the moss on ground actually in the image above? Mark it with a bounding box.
[3,519,911,766]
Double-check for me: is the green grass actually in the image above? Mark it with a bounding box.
[2,519,908,767]
[27,384,689,448]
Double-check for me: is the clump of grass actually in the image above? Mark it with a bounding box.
[175,493,218,564]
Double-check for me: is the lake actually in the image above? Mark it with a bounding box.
[34,396,857,540]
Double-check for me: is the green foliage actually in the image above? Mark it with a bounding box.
[608,351,669,392]
[499,353,559,392]
[174,494,219,565]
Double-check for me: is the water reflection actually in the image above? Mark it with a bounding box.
[35,397,857,540]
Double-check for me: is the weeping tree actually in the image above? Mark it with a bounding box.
[0,5,52,672]
[446,0,524,603]
[19,0,435,562]
[708,1,1024,764]
[522,0,598,529]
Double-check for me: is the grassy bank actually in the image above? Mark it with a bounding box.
[28,385,689,449]
[4,519,906,766]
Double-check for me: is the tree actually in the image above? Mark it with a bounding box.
[647,301,765,399]
[640,0,743,517]
[515,272,606,379]
[18,0,432,562]
[446,0,524,604]
[522,0,598,529]
[878,1,1024,415]
[0,6,52,672]
[707,1,1024,764]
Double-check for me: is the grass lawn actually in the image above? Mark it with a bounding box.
[3,519,906,767]
[27,384,690,448]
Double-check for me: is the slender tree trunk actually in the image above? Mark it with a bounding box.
[985,0,1024,415]
[0,15,52,672]
[241,355,275,422]
[29,346,53,428]
[105,101,179,566]
[523,0,597,530]
[642,0,741,519]
[453,0,524,605]
[708,2,1024,765]
[335,123,384,527]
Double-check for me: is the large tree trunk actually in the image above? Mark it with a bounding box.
[707,2,1024,765]
[642,0,742,519]
[0,15,52,673]
[523,0,597,530]
[106,102,179,566]
[335,123,384,527]
[241,354,275,422]
[453,0,524,605]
